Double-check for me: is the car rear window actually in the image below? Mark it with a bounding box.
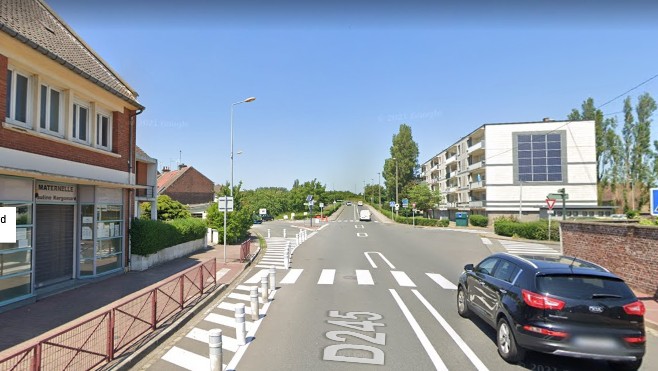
[536,275,634,300]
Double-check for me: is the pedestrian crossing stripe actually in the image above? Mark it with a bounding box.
[186,327,240,352]
[162,346,221,371]
[280,268,303,284]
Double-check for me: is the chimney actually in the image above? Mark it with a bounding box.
[542,117,552,122]
[162,166,170,172]
[178,163,187,170]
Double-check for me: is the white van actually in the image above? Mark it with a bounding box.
[359,209,371,221]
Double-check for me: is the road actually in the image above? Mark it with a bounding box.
[140,204,657,371]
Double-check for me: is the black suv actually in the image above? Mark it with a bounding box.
[457,253,645,370]
[261,214,274,221]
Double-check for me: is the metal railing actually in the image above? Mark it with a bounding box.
[240,240,251,262]
[0,259,217,371]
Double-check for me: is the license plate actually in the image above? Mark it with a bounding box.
[573,336,618,349]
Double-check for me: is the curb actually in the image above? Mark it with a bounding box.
[109,252,259,370]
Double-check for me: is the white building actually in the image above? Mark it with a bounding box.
[421,119,608,221]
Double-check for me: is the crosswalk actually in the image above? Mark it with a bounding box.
[497,239,560,256]
[332,219,380,223]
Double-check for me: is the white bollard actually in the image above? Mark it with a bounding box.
[269,266,276,293]
[267,228,271,238]
[287,241,292,256]
[209,329,223,371]
[284,243,290,270]
[235,303,246,346]
[261,275,269,302]
[283,228,287,238]
[296,233,299,246]
[250,286,260,321]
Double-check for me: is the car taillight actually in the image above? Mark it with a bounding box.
[623,336,646,344]
[523,325,569,338]
[623,301,646,316]
[522,289,565,310]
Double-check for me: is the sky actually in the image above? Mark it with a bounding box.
[46,0,658,192]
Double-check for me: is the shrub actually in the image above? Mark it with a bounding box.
[626,210,639,219]
[437,219,450,227]
[130,218,207,256]
[469,214,488,227]
[493,217,559,241]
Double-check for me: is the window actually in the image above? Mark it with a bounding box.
[5,68,31,126]
[517,133,562,182]
[39,84,62,135]
[96,112,111,150]
[493,260,520,283]
[72,102,89,143]
[476,258,499,276]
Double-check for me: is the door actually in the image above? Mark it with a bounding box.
[35,205,74,287]
[468,257,499,323]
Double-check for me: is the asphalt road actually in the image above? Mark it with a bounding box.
[137,204,657,371]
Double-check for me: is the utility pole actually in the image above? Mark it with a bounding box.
[377,172,381,208]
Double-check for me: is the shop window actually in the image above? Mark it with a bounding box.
[80,204,94,277]
[96,204,122,275]
[39,84,63,136]
[0,202,34,303]
[5,68,32,127]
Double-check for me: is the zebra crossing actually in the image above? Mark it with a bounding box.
[497,239,561,256]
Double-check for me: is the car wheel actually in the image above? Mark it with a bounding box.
[496,318,525,363]
[608,359,642,371]
[457,286,471,318]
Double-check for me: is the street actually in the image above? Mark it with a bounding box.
[141,204,657,370]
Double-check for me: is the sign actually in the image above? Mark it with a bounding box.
[306,195,313,202]
[547,210,554,215]
[389,201,395,208]
[217,196,234,212]
[547,193,569,200]
[395,203,400,211]
[412,203,416,208]
[402,198,409,208]
[320,202,324,208]
[0,207,16,243]
[259,208,267,215]
[35,182,77,203]
[546,198,556,210]
[652,188,658,216]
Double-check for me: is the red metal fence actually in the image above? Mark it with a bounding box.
[239,240,251,262]
[0,259,217,371]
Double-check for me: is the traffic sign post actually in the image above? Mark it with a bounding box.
[651,188,658,216]
[547,188,568,220]
[546,198,555,241]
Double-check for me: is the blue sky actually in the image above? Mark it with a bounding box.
[48,1,658,192]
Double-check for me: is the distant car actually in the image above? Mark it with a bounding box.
[611,214,628,220]
[346,201,352,206]
[457,253,645,370]
[252,218,262,224]
[357,201,363,206]
[261,214,274,221]
[359,209,371,221]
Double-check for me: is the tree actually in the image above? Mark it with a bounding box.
[140,195,191,221]
[288,179,326,212]
[383,124,420,203]
[407,182,442,211]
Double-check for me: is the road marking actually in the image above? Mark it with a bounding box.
[216,268,231,280]
[412,290,489,371]
[426,273,458,290]
[228,292,263,304]
[499,240,560,256]
[162,346,217,371]
[354,225,365,229]
[244,269,269,284]
[280,268,304,284]
[318,269,336,285]
[391,271,415,287]
[356,270,374,285]
[481,237,492,245]
[363,252,396,269]
[357,232,368,237]
[389,289,448,371]
[186,327,240,352]
[218,301,266,315]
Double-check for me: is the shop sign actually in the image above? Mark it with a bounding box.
[36,182,77,203]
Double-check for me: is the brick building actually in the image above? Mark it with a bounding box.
[157,165,215,205]
[0,0,148,309]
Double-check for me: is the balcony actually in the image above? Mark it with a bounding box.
[469,180,486,189]
[445,154,457,164]
[447,186,458,193]
[467,140,485,153]
[469,200,486,208]
[468,160,485,171]
[136,185,156,199]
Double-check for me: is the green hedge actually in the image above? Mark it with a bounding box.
[130,218,207,256]
[469,214,489,227]
[375,205,450,227]
[493,217,560,241]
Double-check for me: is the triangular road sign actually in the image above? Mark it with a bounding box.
[546,198,556,210]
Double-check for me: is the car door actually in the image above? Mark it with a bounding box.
[467,257,500,323]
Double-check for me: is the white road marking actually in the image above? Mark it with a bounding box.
[481,237,492,245]
[235,285,261,292]
[426,273,458,290]
[499,240,560,255]
[216,268,231,280]
[413,290,489,371]
[205,313,253,331]
[356,270,374,285]
[244,269,269,284]
[228,292,262,304]
[357,233,368,237]
[363,252,396,269]
[162,346,218,371]
[389,289,448,371]
[186,327,239,352]
[318,269,336,285]
[391,271,416,287]
[218,301,266,315]
[280,268,304,284]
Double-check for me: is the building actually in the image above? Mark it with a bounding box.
[134,146,158,220]
[0,0,147,309]
[421,119,610,221]
[157,165,215,206]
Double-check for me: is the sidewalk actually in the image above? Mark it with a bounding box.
[0,240,259,353]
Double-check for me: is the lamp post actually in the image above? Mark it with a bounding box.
[371,178,374,204]
[377,172,381,208]
[392,157,399,217]
[224,96,255,263]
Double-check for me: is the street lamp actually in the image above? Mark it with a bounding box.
[377,172,381,208]
[224,96,255,263]
[392,157,399,216]
[371,178,374,204]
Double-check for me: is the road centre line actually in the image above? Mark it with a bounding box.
[391,271,416,287]
[412,290,489,371]
[363,252,396,269]
[389,289,448,371]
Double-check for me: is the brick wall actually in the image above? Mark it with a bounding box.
[561,221,658,297]
[0,53,135,173]
[163,167,214,205]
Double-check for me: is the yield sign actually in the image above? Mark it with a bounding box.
[546,198,556,210]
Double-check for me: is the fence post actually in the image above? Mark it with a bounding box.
[261,276,269,302]
[209,329,223,371]
[235,303,246,346]
[199,265,204,295]
[179,276,184,309]
[34,343,42,371]
[151,290,157,329]
[107,310,115,361]
[250,286,260,321]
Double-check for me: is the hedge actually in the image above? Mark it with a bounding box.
[374,206,450,227]
[469,214,488,227]
[130,218,207,256]
[493,217,560,241]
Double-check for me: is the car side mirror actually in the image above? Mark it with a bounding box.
[464,264,474,271]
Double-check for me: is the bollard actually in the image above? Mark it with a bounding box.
[209,329,223,371]
[235,303,246,346]
[261,275,269,302]
[283,228,287,238]
[269,266,276,293]
[284,243,290,270]
[287,240,292,256]
[296,233,299,246]
[267,228,271,238]
[250,286,260,321]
